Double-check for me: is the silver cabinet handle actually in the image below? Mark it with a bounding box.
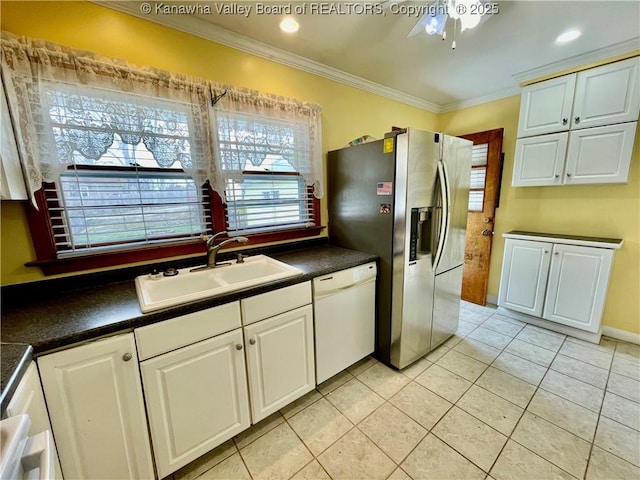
[249,338,256,345]
[574,116,580,124]
[236,344,243,350]
[562,118,568,125]
[122,353,133,362]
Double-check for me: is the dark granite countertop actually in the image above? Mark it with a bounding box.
[1,343,33,414]
[503,231,623,248]
[0,244,377,411]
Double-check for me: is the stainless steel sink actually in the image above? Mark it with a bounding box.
[135,255,304,313]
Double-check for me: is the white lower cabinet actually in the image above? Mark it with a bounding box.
[543,244,614,332]
[140,328,250,478]
[6,362,63,479]
[244,304,315,423]
[498,234,619,335]
[35,282,316,479]
[38,334,155,480]
[498,239,552,317]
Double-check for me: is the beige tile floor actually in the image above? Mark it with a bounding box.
[171,302,640,480]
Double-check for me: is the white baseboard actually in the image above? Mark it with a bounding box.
[497,307,640,345]
[486,295,498,306]
[601,326,640,345]
[496,307,602,344]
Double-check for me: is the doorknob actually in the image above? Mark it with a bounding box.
[481,229,493,236]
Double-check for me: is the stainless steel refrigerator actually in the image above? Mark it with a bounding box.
[327,128,472,369]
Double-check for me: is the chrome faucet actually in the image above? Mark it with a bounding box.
[192,231,249,271]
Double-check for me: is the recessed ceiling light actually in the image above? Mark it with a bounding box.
[280,17,299,33]
[556,29,581,44]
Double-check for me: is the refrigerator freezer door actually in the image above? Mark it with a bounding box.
[390,129,440,369]
[435,135,472,275]
[432,265,464,349]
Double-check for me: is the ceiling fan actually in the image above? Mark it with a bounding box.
[383,0,496,48]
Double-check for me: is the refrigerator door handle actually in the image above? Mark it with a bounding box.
[433,161,450,271]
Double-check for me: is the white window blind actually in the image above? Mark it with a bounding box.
[468,143,488,212]
[41,84,210,256]
[217,111,316,234]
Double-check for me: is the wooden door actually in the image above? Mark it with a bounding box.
[244,305,315,423]
[460,128,503,305]
[140,328,250,478]
[38,334,155,480]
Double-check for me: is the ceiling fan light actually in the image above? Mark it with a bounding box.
[425,13,447,35]
[460,3,482,31]
[447,0,461,19]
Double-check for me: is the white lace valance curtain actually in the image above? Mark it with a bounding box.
[211,85,324,199]
[1,32,219,204]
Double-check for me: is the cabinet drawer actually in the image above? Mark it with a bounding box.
[241,282,312,325]
[135,301,241,360]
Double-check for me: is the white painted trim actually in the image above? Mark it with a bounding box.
[439,87,521,113]
[485,294,498,307]
[496,307,602,344]
[602,326,640,345]
[513,38,640,85]
[98,1,440,112]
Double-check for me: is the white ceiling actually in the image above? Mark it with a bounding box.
[103,1,640,112]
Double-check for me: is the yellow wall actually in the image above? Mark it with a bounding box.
[1,2,639,335]
[0,1,437,284]
[439,97,640,335]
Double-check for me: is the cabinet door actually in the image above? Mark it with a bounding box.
[564,122,637,184]
[498,239,552,317]
[140,329,250,478]
[543,245,614,332]
[244,305,315,423]
[38,334,154,480]
[512,133,568,186]
[572,57,640,130]
[6,362,63,479]
[0,76,28,200]
[517,74,576,137]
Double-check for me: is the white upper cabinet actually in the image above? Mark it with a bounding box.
[513,132,568,186]
[572,57,640,130]
[1,75,28,200]
[514,58,639,187]
[517,74,576,137]
[564,122,637,184]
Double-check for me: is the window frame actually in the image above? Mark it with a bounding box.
[26,173,322,276]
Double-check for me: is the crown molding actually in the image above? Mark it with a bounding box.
[98,1,440,112]
[513,37,640,85]
[439,86,521,113]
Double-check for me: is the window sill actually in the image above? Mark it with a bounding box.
[26,225,326,276]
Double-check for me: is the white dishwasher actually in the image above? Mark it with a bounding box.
[313,262,377,384]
